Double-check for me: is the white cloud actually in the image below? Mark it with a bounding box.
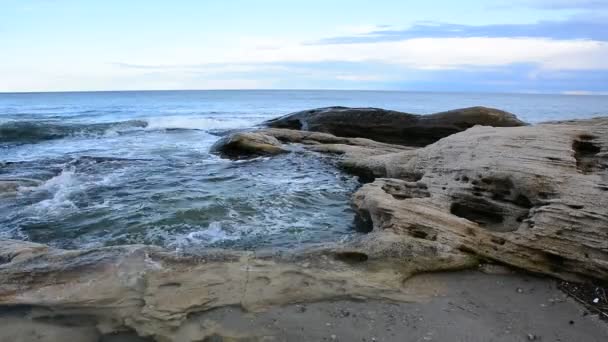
[2,33,608,91]
[116,37,608,71]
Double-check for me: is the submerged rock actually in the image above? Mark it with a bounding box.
[0,179,40,196]
[210,132,288,158]
[0,181,19,195]
[265,106,526,146]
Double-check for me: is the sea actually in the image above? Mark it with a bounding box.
[1,90,606,250]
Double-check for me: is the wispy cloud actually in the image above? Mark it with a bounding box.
[522,0,608,10]
[115,37,608,71]
[311,17,608,45]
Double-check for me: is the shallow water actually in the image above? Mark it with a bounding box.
[1,90,607,250]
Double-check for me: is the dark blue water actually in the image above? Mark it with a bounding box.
[1,90,607,250]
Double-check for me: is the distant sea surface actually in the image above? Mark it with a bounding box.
[1,90,607,250]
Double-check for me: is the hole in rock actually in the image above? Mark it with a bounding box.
[353,209,374,233]
[334,251,369,264]
[567,204,584,210]
[450,201,504,226]
[573,137,601,174]
[340,164,376,183]
[101,331,156,342]
[159,282,182,288]
[513,194,533,209]
[545,252,566,271]
[409,227,437,241]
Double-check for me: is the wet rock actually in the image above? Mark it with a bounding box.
[0,179,40,196]
[265,106,526,146]
[0,181,19,195]
[210,132,288,158]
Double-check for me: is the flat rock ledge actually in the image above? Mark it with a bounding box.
[1,110,607,341]
[0,237,475,341]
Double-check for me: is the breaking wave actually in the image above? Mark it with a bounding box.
[0,116,257,145]
[0,120,147,144]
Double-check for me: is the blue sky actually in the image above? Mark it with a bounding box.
[1,0,607,93]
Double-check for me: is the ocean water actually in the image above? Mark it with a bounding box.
[1,90,607,250]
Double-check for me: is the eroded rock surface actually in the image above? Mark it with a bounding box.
[265,106,526,146]
[349,117,608,281]
[0,238,475,340]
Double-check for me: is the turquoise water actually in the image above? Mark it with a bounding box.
[1,90,607,249]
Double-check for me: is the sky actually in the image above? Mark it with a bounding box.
[1,0,607,94]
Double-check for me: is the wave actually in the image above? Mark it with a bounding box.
[0,120,148,144]
[1,116,257,145]
[143,116,254,131]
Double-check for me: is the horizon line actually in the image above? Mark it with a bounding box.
[1,88,607,97]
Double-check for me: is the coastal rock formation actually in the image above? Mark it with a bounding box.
[210,132,288,158]
[265,106,526,146]
[255,116,607,281]
[1,108,607,340]
[348,117,608,281]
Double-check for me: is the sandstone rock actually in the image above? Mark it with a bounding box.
[0,238,471,340]
[210,132,288,158]
[349,117,608,281]
[265,106,526,146]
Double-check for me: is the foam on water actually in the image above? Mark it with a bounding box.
[22,168,80,216]
[143,116,255,131]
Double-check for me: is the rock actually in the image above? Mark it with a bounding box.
[0,238,467,340]
[0,181,19,195]
[260,128,413,156]
[0,179,40,196]
[210,132,288,158]
[265,106,526,146]
[349,117,608,282]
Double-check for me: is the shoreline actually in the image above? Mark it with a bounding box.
[1,106,607,341]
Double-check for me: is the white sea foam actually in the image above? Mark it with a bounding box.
[23,168,80,215]
[140,221,241,249]
[144,116,254,131]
